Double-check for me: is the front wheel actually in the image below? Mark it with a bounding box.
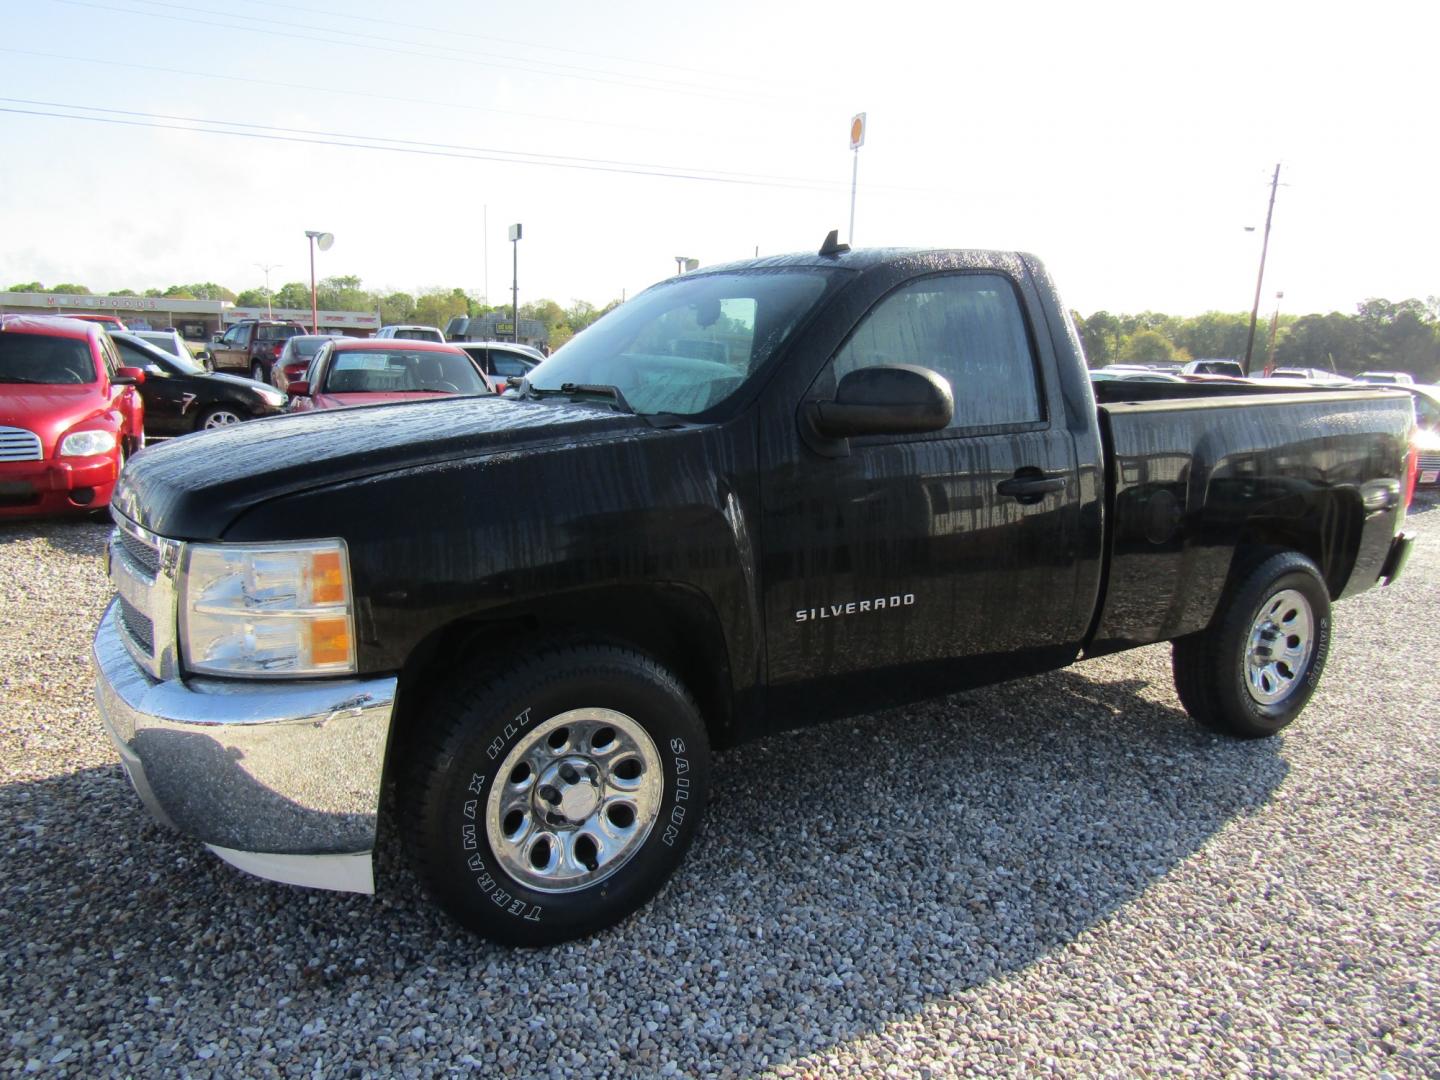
[1172,551,1332,738]
[400,643,710,945]
[197,407,244,431]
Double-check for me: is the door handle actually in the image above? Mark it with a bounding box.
[996,473,1067,502]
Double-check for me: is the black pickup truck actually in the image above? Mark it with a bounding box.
[94,241,1416,945]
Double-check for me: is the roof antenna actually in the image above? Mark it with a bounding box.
[818,229,850,257]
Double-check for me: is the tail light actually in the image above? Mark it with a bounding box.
[1404,443,1419,509]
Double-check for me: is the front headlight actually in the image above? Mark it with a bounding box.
[59,429,117,457]
[254,386,286,407]
[179,539,356,677]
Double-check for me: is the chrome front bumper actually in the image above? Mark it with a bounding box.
[93,601,396,894]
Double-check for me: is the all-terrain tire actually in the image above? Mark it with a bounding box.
[1172,551,1331,738]
[399,642,710,945]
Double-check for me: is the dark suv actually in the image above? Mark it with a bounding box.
[210,319,306,381]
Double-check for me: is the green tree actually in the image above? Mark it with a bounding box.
[315,275,371,312]
[143,288,165,298]
[273,282,312,310]
[1118,329,1177,364]
[1076,310,1122,366]
[379,292,418,324]
[1273,313,1365,373]
[6,281,44,293]
[162,285,196,300]
[1174,311,1250,360]
[412,287,469,329]
[50,283,90,294]
[107,288,138,297]
[234,288,269,308]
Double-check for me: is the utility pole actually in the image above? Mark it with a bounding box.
[255,263,281,318]
[1243,163,1281,376]
[509,223,522,343]
[1265,291,1284,374]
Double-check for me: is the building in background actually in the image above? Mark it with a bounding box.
[0,293,378,340]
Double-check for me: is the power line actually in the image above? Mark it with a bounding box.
[0,97,842,187]
[0,46,678,138]
[0,103,849,191]
[52,0,829,110]
[227,0,825,96]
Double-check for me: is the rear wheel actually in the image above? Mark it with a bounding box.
[400,643,710,945]
[250,362,266,382]
[1172,551,1331,738]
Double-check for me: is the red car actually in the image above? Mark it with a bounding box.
[50,312,128,331]
[0,315,146,518]
[287,338,491,412]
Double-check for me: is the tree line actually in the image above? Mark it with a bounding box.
[12,278,1439,378]
[1074,298,1440,381]
[5,278,619,350]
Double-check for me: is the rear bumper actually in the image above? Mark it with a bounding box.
[0,456,117,515]
[1380,530,1414,585]
[92,601,396,893]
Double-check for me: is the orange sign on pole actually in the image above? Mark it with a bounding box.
[850,112,866,150]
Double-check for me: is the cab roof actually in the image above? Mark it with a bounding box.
[0,313,103,342]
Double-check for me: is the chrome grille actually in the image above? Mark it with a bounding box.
[119,528,160,577]
[0,426,42,462]
[109,514,182,681]
[1418,452,1440,472]
[119,595,154,652]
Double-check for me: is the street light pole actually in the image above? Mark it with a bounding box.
[303,230,333,334]
[509,223,522,344]
[256,263,281,318]
[1243,164,1282,375]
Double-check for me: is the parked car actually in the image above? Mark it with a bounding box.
[1182,359,1245,377]
[210,319,307,381]
[1268,367,1350,385]
[52,312,127,331]
[126,328,212,371]
[287,338,490,412]
[271,334,343,393]
[0,315,144,518]
[1353,371,1415,385]
[96,242,1416,945]
[1089,369,1185,383]
[453,341,540,391]
[375,325,445,343]
[110,332,286,437]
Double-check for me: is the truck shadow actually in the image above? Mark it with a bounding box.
[2,660,1285,1074]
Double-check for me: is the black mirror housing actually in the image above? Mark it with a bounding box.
[810,364,953,440]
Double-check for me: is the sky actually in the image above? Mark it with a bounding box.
[1,0,1436,319]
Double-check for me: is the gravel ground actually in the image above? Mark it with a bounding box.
[1,498,1437,1078]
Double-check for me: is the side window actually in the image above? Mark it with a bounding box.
[97,337,118,381]
[115,339,162,375]
[306,344,330,387]
[832,273,1043,430]
[221,325,243,347]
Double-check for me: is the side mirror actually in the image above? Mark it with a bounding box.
[808,364,953,440]
[196,349,211,361]
[113,366,147,386]
[211,333,223,344]
[287,380,311,397]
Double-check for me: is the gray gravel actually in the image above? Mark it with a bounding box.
[2,499,1438,1078]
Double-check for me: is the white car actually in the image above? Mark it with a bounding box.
[375,325,445,343]
[453,341,541,392]
[128,329,212,371]
[1353,370,1415,385]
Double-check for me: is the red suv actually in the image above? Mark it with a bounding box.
[0,316,146,518]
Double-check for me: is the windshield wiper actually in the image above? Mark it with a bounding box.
[0,376,50,384]
[520,380,635,414]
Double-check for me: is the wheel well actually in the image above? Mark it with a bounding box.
[1230,488,1364,599]
[395,585,738,749]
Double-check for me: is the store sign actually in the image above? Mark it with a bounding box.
[495,322,516,335]
[47,295,160,310]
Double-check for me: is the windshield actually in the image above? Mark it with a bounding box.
[0,332,96,384]
[392,328,442,341]
[322,349,489,395]
[134,335,204,373]
[524,269,835,415]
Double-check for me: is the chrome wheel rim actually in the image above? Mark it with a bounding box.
[485,708,663,894]
[1244,588,1315,706]
[203,410,242,428]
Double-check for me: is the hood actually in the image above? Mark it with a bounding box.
[0,384,110,452]
[206,372,280,394]
[113,394,653,538]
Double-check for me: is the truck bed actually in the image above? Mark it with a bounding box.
[1088,388,1414,655]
